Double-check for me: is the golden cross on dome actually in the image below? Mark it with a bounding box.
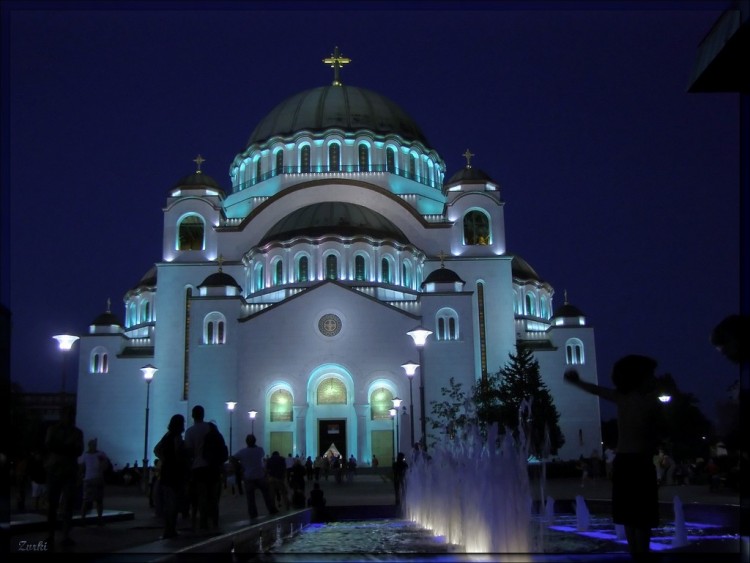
[323,46,351,86]
[564,289,569,304]
[193,154,205,174]
[463,149,475,168]
[216,254,225,273]
[437,250,448,267]
[106,298,111,313]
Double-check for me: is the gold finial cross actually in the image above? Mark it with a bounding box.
[463,149,475,168]
[217,254,225,273]
[564,289,568,304]
[193,154,205,174]
[106,297,111,313]
[323,46,351,86]
[437,250,448,267]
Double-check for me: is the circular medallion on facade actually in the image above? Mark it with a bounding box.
[318,313,342,337]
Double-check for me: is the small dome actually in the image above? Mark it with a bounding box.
[247,85,430,148]
[445,166,493,185]
[421,266,465,286]
[510,255,542,282]
[171,172,224,191]
[91,311,123,327]
[260,202,409,245]
[198,272,242,290]
[552,303,586,318]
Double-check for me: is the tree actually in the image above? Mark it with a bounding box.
[657,373,714,461]
[482,346,565,457]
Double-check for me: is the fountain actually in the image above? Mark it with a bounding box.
[544,495,556,523]
[575,495,590,531]
[671,496,688,548]
[402,421,535,553]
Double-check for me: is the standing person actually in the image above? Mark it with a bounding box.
[79,438,109,525]
[202,421,228,530]
[44,405,85,548]
[307,481,327,522]
[183,405,222,533]
[154,414,190,539]
[28,450,47,512]
[266,450,290,511]
[392,452,408,505]
[564,354,664,558]
[232,434,277,520]
[305,456,314,482]
[604,447,616,481]
[313,455,323,481]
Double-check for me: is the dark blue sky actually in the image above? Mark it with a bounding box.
[2,2,742,423]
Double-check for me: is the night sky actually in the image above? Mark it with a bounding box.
[2,2,741,424]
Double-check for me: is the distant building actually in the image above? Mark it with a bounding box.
[14,392,76,423]
[75,50,602,467]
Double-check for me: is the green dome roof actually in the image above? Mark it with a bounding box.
[247,85,429,147]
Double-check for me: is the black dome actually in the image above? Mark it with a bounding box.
[422,267,465,286]
[260,202,409,245]
[445,166,493,185]
[198,272,242,290]
[553,303,586,318]
[510,255,542,282]
[91,311,123,327]
[132,267,157,290]
[172,172,223,191]
[247,85,429,147]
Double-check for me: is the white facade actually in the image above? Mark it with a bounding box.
[75,70,602,467]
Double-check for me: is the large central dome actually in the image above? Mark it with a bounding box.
[247,85,429,148]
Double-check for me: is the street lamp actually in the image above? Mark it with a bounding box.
[141,364,157,485]
[658,393,672,403]
[392,397,402,455]
[389,408,397,460]
[226,402,237,455]
[407,327,432,450]
[249,410,258,435]
[52,334,79,399]
[400,361,419,449]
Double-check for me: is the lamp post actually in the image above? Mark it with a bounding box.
[249,410,258,435]
[226,402,237,455]
[400,361,419,449]
[141,364,157,487]
[392,397,402,455]
[407,327,432,450]
[52,334,79,400]
[389,408,397,460]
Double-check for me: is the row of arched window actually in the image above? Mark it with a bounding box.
[514,290,552,319]
[235,140,443,190]
[126,299,153,328]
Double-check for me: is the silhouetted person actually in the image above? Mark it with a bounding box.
[79,438,109,525]
[154,414,189,539]
[45,405,84,548]
[233,434,277,519]
[392,452,408,505]
[307,481,327,522]
[564,355,663,559]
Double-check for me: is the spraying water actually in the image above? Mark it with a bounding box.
[402,419,535,553]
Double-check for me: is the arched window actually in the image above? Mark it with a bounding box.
[204,312,227,344]
[386,147,396,173]
[275,150,284,175]
[177,215,205,250]
[409,154,417,180]
[255,158,262,181]
[525,293,536,316]
[355,255,366,281]
[270,389,293,422]
[402,263,410,288]
[358,144,369,172]
[90,347,109,373]
[436,308,459,341]
[463,210,490,245]
[381,257,391,284]
[328,143,340,172]
[317,377,347,405]
[370,387,394,420]
[300,145,311,173]
[274,260,284,285]
[326,255,338,280]
[540,296,549,319]
[566,338,585,365]
[297,256,309,282]
[255,264,264,291]
[427,160,435,187]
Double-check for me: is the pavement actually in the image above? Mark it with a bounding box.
[4,470,744,561]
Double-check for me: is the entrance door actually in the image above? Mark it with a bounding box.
[318,419,346,459]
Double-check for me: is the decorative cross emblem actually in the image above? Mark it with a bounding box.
[437,250,448,267]
[216,254,225,272]
[193,154,205,173]
[323,317,338,333]
[462,149,474,167]
[323,46,351,86]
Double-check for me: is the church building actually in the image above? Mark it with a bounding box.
[75,48,602,467]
